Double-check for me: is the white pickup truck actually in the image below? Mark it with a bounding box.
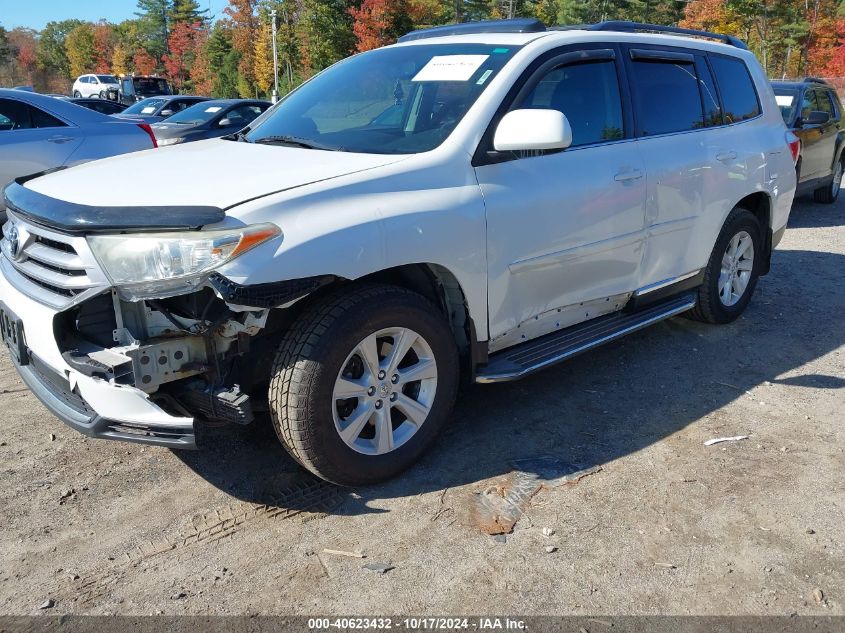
[0,20,797,485]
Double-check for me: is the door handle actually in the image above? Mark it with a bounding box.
[47,135,75,144]
[716,150,737,162]
[614,169,643,182]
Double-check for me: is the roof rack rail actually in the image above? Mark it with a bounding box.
[398,18,546,43]
[583,21,748,50]
[803,77,829,85]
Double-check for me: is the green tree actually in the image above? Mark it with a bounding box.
[0,24,10,66]
[205,21,240,97]
[135,0,171,64]
[36,20,84,78]
[170,0,209,25]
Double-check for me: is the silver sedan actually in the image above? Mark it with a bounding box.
[0,89,157,210]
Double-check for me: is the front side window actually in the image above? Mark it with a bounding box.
[630,57,704,136]
[520,59,623,147]
[814,89,834,116]
[800,90,818,121]
[0,98,31,130]
[245,44,521,154]
[709,55,760,123]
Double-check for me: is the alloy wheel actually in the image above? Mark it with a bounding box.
[718,230,754,307]
[332,327,438,456]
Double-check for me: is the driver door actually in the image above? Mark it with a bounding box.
[475,45,647,351]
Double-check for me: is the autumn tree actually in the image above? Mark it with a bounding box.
[163,21,201,90]
[190,25,215,94]
[224,0,259,97]
[349,0,413,52]
[134,49,159,75]
[92,21,116,73]
[253,10,274,96]
[66,23,97,79]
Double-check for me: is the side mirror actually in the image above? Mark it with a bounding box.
[218,118,232,127]
[801,110,830,126]
[493,109,572,152]
[159,109,174,117]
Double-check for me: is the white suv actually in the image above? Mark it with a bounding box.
[0,20,797,485]
[72,74,120,99]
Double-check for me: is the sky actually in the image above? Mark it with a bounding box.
[0,0,230,30]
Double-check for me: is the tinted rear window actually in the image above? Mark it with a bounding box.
[630,58,704,136]
[709,55,760,123]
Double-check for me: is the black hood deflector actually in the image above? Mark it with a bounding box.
[4,172,225,233]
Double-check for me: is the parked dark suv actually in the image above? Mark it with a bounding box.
[772,78,844,203]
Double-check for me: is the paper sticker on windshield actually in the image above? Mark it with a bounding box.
[141,106,156,114]
[775,95,794,106]
[205,106,223,113]
[412,55,489,82]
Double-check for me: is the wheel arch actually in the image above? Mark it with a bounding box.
[735,191,773,275]
[354,263,485,378]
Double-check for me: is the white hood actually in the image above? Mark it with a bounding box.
[25,138,409,210]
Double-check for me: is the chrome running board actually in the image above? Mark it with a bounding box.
[476,293,696,383]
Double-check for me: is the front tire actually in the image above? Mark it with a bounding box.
[813,158,843,204]
[268,284,459,486]
[688,207,762,324]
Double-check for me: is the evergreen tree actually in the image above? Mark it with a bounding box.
[135,0,171,64]
[170,0,209,24]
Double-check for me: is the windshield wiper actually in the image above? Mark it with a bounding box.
[251,135,336,151]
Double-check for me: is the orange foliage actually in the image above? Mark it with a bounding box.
[133,49,158,75]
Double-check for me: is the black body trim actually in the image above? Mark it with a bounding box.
[209,273,338,308]
[4,180,225,234]
[584,21,748,50]
[399,18,545,42]
[625,272,705,312]
[629,48,695,63]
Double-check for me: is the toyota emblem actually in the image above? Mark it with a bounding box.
[6,223,20,260]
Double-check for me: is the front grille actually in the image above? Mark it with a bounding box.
[0,211,109,309]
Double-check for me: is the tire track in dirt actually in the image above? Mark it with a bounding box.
[51,477,346,609]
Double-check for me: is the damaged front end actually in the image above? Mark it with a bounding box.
[0,179,330,449]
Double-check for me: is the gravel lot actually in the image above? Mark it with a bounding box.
[0,194,842,616]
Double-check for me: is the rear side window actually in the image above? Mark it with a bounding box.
[522,60,624,146]
[30,106,65,129]
[629,58,703,136]
[709,55,760,123]
[814,89,835,117]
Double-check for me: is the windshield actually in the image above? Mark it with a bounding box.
[166,102,226,124]
[773,87,799,123]
[97,75,118,84]
[134,77,172,95]
[245,44,521,154]
[123,97,167,115]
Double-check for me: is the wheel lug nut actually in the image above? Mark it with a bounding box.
[391,374,399,384]
[390,393,397,402]
[367,386,375,396]
[378,370,386,380]
[375,400,383,409]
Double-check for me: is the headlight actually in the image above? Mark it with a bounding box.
[88,223,281,300]
[157,137,183,146]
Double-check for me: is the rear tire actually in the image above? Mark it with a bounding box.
[687,207,762,324]
[72,90,81,98]
[268,284,459,486]
[813,158,843,204]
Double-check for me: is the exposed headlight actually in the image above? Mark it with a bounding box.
[88,224,281,300]
[157,137,183,146]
